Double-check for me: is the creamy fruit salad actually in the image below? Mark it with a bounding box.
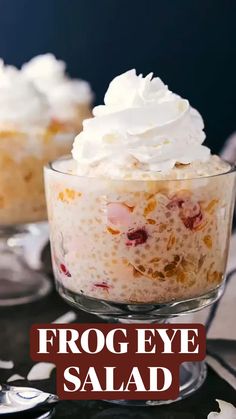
[45,70,235,304]
[0,57,92,226]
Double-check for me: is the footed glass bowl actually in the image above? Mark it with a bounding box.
[0,130,75,306]
[44,157,236,405]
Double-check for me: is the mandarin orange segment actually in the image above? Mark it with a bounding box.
[203,235,213,249]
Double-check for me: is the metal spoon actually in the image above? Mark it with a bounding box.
[0,384,58,417]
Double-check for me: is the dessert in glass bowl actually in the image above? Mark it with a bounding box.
[45,69,235,313]
[45,70,235,403]
[0,57,93,305]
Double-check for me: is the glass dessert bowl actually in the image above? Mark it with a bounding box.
[45,156,235,404]
[45,157,235,318]
[0,56,92,305]
[45,69,236,404]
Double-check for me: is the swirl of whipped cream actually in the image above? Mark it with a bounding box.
[22,54,93,121]
[72,69,210,176]
[0,60,50,131]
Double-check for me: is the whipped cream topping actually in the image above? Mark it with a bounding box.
[0,60,50,131]
[72,69,210,177]
[22,54,93,121]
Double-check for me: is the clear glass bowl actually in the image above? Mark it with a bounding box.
[45,157,236,317]
[0,130,75,306]
[44,156,236,404]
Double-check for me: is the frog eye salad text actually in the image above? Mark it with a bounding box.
[31,324,206,400]
[37,326,200,355]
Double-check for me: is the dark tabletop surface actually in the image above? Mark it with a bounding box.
[1,224,236,419]
[1,287,236,419]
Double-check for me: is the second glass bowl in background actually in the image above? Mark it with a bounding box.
[0,125,89,305]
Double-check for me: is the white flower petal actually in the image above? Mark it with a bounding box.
[208,399,236,418]
[27,362,56,381]
[7,374,25,382]
[0,359,14,369]
[53,311,77,324]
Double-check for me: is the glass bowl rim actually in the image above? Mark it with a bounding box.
[44,155,236,183]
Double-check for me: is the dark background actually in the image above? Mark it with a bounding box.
[0,0,235,153]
